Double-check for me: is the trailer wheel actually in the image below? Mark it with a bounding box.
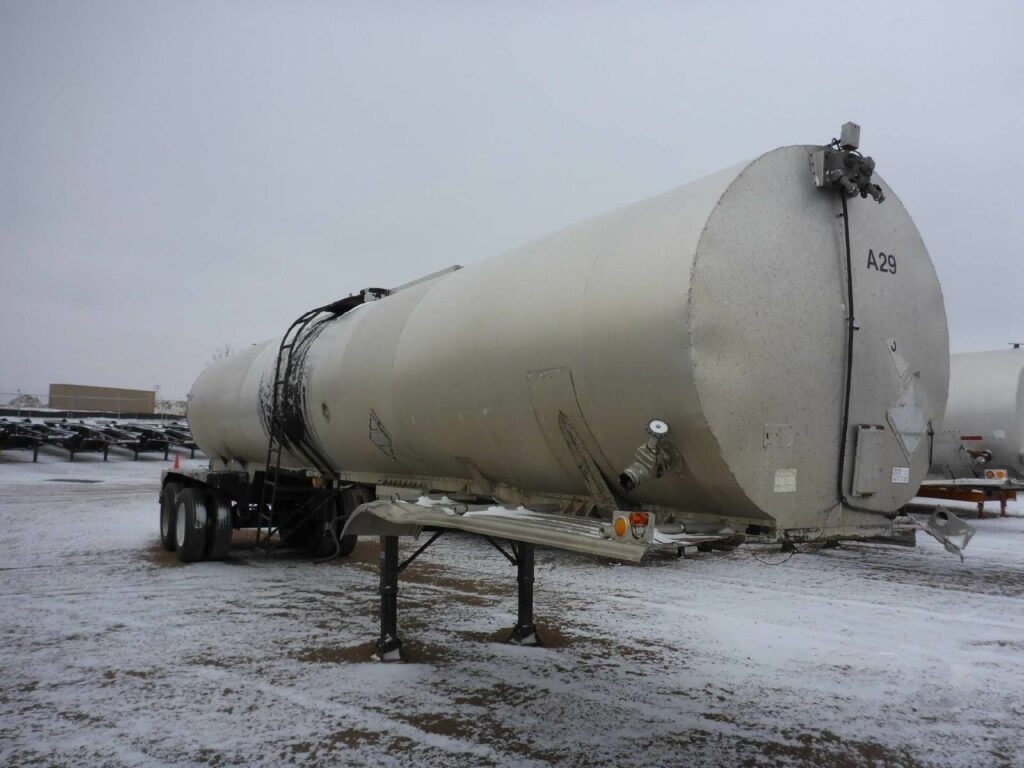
[306,497,343,558]
[159,482,182,551]
[337,486,373,557]
[175,488,209,562]
[204,491,233,561]
[335,531,358,557]
[302,490,360,558]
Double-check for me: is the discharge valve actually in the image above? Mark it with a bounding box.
[810,121,885,203]
[618,419,672,492]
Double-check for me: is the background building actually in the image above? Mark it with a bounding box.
[48,384,156,414]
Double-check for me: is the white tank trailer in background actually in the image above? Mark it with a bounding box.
[920,348,1024,515]
[162,124,974,659]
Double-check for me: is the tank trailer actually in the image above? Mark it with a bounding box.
[162,125,973,660]
[921,348,1024,515]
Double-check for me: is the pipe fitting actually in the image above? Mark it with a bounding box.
[619,420,671,492]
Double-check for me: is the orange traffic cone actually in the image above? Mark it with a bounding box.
[173,453,180,470]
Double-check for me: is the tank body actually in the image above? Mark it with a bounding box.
[931,350,1024,481]
[189,145,949,537]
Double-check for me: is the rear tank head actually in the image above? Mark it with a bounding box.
[686,131,948,532]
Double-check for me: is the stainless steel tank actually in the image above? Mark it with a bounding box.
[931,349,1024,481]
[188,144,949,539]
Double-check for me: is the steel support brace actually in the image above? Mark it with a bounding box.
[398,529,445,573]
[508,541,542,646]
[375,536,403,662]
[483,535,518,565]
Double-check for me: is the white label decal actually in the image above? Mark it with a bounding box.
[994,429,1006,439]
[891,466,910,484]
[773,468,797,493]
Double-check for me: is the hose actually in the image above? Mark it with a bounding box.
[312,515,344,564]
[836,193,883,515]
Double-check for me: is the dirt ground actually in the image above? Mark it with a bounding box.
[1,450,1022,767]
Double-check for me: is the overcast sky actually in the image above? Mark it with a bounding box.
[1,1,1021,400]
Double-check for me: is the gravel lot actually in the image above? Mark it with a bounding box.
[1,450,1022,767]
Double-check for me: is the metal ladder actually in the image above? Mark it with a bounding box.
[254,290,387,548]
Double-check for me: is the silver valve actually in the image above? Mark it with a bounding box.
[619,419,671,492]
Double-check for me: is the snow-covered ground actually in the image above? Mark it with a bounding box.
[1,449,1022,767]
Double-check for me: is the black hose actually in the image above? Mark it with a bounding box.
[312,516,343,564]
[836,193,878,515]
[837,193,856,504]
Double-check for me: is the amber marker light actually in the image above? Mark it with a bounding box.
[614,517,627,537]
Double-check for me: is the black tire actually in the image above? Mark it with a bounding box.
[337,486,372,557]
[204,491,233,561]
[306,497,342,558]
[174,488,209,563]
[303,487,369,558]
[159,482,182,551]
[335,531,358,557]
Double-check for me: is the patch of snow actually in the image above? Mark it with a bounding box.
[1,457,1022,766]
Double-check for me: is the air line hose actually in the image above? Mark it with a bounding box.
[835,193,883,515]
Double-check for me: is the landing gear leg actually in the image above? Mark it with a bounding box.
[374,536,403,662]
[509,542,541,646]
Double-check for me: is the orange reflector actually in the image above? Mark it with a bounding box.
[629,511,650,527]
[997,470,1007,479]
[613,517,627,537]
